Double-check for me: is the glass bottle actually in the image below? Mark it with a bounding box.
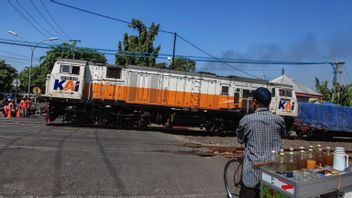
[316,148,324,167]
[270,150,278,170]
[324,147,333,166]
[288,151,296,171]
[297,150,307,169]
[277,152,286,174]
[307,148,317,169]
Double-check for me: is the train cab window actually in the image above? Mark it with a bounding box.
[279,89,292,97]
[106,67,121,79]
[61,65,70,73]
[221,86,229,95]
[71,66,80,75]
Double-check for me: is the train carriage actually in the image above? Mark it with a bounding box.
[44,59,298,132]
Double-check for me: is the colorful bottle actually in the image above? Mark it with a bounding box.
[297,150,307,169]
[307,148,317,169]
[324,147,333,166]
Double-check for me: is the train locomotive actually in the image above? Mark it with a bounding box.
[43,59,298,132]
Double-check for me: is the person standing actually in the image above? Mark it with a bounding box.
[20,97,26,117]
[236,87,286,198]
[25,97,31,117]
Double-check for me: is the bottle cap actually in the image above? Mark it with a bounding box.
[289,147,294,151]
[289,152,294,155]
[280,152,285,156]
[317,144,321,147]
[271,150,276,153]
[280,149,284,152]
[299,146,304,150]
[326,146,331,150]
[308,148,313,152]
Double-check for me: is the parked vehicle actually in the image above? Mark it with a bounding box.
[293,102,352,138]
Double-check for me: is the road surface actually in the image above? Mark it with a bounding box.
[0,117,228,197]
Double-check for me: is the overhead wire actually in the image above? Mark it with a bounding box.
[49,0,262,78]
[8,0,47,37]
[30,0,64,38]
[0,38,341,66]
[40,0,71,40]
[0,49,29,58]
[15,0,54,36]
[50,0,174,34]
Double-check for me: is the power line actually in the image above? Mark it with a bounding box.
[50,0,174,34]
[0,38,342,67]
[0,55,29,62]
[15,0,54,36]
[8,0,47,37]
[40,0,71,39]
[176,34,261,79]
[0,49,29,58]
[31,0,63,38]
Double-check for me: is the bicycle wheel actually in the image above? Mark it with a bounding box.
[224,158,243,198]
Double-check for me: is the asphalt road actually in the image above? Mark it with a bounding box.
[0,117,228,197]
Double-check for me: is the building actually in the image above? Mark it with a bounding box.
[271,74,323,102]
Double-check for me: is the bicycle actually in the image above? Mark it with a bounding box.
[224,156,243,198]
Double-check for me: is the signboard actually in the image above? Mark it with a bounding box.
[12,79,21,87]
[32,87,41,95]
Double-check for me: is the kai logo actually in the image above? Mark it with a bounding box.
[278,100,295,111]
[53,79,79,92]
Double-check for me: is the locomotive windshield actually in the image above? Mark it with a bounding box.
[279,89,292,97]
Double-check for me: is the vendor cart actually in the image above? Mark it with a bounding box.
[260,166,352,198]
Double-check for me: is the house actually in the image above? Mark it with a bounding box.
[271,74,323,102]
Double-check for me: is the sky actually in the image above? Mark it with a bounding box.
[1,0,352,89]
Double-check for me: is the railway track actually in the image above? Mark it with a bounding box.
[184,143,352,159]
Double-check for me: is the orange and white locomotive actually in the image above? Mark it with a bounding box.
[44,59,298,132]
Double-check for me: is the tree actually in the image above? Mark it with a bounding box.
[18,64,48,92]
[0,60,18,92]
[315,77,352,106]
[170,57,196,72]
[115,19,161,67]
[315,78,332,102]
[41,43,107,71]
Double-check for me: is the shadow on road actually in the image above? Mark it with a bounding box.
[94,129,127,196]
[48,122,235,137]
[53,132,74,197]
[0,130,44,156]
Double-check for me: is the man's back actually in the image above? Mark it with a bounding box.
[236,107,285,188]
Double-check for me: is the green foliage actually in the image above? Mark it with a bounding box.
[315,77,352,106]
[0,60,18,92]
[18,64,48,92]
[115,18,161,67]
[169,56,196,72]
[41,43,107,71]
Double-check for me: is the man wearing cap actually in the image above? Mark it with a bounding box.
[236,87,286,198]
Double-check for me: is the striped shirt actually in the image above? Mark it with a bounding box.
[236,107,286,188]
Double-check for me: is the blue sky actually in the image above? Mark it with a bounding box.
[1,0,352,89]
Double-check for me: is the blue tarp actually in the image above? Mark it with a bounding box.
[298,102,352,132]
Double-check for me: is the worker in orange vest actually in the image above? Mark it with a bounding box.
[25,97,31,117]
[8,100,15,117]
[20,97,26,117]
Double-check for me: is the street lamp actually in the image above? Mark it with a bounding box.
[8,31,57,98]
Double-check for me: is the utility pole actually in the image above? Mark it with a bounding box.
[331,61,345,103]
[70,39,81,59]
[172,32,177,69]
